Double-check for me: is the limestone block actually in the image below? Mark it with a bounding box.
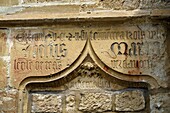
[79,92,112,112]
[150,92,170,113]
[31,93,62,113]
[115,90,145,111]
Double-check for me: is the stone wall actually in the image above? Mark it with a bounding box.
[0,0,170,113]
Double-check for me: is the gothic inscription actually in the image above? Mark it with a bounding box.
[11,28,86,87]
[11,25,166,88]
[91,25,166,75]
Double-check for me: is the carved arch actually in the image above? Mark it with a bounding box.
[18,38,159,113]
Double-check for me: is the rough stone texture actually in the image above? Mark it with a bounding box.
[150,92,170,113]
[140,0,170,9]
[100,0,170,10]
[31,93,62,113]
[123,0,140,10]
[79,92,112,112]
[65,62,125,90]
[0,30,8,89]
[166,26,170,88]
[100,0,140,10]
[0,30,8,56]
[66,94,76,113]
[0,89,18,113]
[0,59,7,89]
[115,90,145,111]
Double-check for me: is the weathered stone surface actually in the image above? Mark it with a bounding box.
[0,30,8,56]
[115,90,145,111]
[100,0,140,10]
[0,59,7,89]
[124,0,140,10]
[150,92,170,113]
[140,0,170,9]
[65,62,126,90]
[79,92,112,112]
[100,0,170,10]
[31,93,62,113]
[66,94,76,113]
[0,89,18,113]
[0,30,8,89]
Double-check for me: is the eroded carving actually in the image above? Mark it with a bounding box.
[79,92,112,112]
[65,62,115,89]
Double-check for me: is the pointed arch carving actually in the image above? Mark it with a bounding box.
[18,38,160,113]
[18,38,159,91]
[15,24,166,113]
